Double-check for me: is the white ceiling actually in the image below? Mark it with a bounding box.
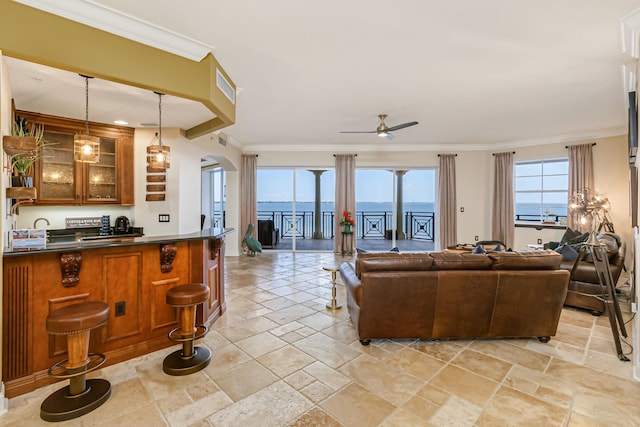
[6,0,640,151]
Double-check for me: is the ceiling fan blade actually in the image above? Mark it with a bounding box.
[387,121,418,132]
[339,130,377,134]
[385,133,395,141]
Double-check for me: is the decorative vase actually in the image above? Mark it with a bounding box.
[11,173,33,187]
[342,224,352,233]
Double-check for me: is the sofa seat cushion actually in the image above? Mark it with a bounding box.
[489,250,562,270]
[430,252,492,270]
[356,253,433,277]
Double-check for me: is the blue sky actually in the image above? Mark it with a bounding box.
[257,169,436,203]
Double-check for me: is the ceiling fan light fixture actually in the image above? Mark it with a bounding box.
[377,130,388,137]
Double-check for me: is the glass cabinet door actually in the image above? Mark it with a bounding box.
[85,138,117,202]
[40,131,77,202]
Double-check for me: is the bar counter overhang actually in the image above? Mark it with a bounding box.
[2,228,232,397]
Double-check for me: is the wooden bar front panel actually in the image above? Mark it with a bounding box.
[2,237,225,397]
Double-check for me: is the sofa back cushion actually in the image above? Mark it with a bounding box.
[429,252,493,270]
[488,250,562,270]
[356,252,433,277]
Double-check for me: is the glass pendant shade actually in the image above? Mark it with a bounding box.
[74,75,100,163]
[74,134,100,163]
[147,92,170,170]
[147,144,170,169]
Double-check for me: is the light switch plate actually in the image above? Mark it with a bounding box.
[159,214,170,222]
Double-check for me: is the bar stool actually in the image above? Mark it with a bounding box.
[163,283,211,376]
[40,301,111,422]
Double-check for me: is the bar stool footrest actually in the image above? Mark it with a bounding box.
[48,352,107,379]
[163,346,211,376]
[40,378,111,422]
[167,324,208,343]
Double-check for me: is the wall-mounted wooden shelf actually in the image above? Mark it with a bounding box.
[3,135,36,157]
[6,187,37,200]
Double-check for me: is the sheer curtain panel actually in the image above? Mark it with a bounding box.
[334,154,356,254]
[567,143,594,231]
[240,155,258,253]
[438,154,457,249]
[492,152,514,249]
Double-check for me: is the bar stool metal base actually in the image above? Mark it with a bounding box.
[163,346,211,376]
[40,378,111,422]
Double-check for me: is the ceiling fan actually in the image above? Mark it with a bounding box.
[339,114,418,140]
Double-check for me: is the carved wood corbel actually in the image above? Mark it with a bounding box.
[60,252,82,287]
[160,243,178,273]
[209,237,223,259]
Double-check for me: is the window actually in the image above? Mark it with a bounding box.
[515,159,568,222]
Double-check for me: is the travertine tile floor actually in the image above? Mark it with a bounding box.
[3,253,639,426]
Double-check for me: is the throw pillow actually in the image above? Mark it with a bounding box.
[555,244,579,261]
[566,231,589,246]
[389,246,400,252]
[559,228,580,245]
[491,244,503,252]
[472,245,486,254]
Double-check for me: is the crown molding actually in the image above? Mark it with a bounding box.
[13,0,214,61]
[239,126,626,153]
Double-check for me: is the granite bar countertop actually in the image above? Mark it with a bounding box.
[3,228,234,257]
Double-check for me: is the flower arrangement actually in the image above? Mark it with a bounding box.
[340,210,355,226]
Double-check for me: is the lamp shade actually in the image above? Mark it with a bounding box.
[74,134,100,163]
[147,144,170,169]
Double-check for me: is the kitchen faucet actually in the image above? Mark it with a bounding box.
[33,217,50,229]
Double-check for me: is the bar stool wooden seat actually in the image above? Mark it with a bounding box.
[163,283,211,376]
[40,301,111,422]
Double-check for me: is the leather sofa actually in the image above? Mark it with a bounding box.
[339,250,569,345]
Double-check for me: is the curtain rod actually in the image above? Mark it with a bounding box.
[437,154,457,157]
[565,143,597,148]
[333,154,358,157]
[492,151,516,156]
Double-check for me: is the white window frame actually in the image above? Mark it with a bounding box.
[514,158,568,223]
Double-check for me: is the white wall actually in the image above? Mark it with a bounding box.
[513,136,632,256]
[0,50,11,415]
[132,128,242,256]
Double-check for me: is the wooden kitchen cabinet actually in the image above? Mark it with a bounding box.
[17,111,134,206]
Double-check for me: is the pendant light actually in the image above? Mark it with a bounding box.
[147,92,170,169]
[74,75,100,163]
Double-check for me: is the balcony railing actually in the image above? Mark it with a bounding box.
[257,210,435,241]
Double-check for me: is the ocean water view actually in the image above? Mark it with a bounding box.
[257,201,434,213]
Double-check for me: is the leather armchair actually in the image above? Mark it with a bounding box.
[547,233,625,315]
[258,219,279,248]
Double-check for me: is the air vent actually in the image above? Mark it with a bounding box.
[218,132,227,146]
[216,69,235,104]
[140,122,159,127]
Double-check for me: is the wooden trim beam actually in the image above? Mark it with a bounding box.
[0,0,235,138]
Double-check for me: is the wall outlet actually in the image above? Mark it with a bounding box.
[537,238,542,244]
[460,207,464,212]
[474,236,479,241]
[115,301,126,317]
[159,214,170,222]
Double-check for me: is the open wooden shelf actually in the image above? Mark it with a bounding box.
[6,186,37,200]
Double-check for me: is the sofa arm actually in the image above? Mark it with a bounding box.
[339,262,362,306]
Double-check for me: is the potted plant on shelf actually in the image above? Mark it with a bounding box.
[9,117,46,187]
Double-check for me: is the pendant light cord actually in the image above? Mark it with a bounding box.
[158,93,163,146]
[84,76,90,135]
